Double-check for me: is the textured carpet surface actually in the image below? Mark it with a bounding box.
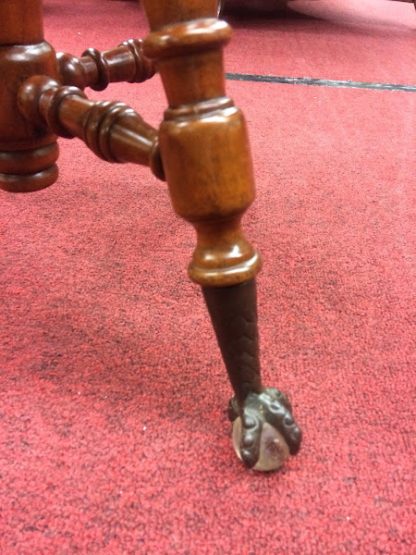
[1,1,415,553]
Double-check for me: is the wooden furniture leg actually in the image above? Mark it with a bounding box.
[142,0,301,470]
[0,0,301,471]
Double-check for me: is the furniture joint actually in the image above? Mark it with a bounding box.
[18,75,165,180]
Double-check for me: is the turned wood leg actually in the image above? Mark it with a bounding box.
[142,0,302,470]
[0,2,59,192]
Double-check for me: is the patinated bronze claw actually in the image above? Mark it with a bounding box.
[229,387,302,470]
[204,280,302,470]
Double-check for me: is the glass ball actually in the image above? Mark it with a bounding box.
[232,417,290,471]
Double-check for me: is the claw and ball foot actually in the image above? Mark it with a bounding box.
[229,388,302,471]
[203,281,302,471]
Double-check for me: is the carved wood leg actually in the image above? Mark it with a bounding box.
[142,0,302,470]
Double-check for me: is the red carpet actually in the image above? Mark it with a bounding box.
[1,1,415,553]
[225,0,416,83]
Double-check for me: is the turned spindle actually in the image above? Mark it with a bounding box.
[18,76,163,178]
[57,39,155,91]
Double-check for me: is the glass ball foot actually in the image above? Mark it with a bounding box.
[232,417,290,471]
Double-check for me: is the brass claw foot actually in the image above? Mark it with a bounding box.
[228,387,302,471]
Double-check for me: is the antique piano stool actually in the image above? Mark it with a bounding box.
[0,0,302,471]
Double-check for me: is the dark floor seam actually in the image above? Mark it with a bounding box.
[226,73,416,92]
